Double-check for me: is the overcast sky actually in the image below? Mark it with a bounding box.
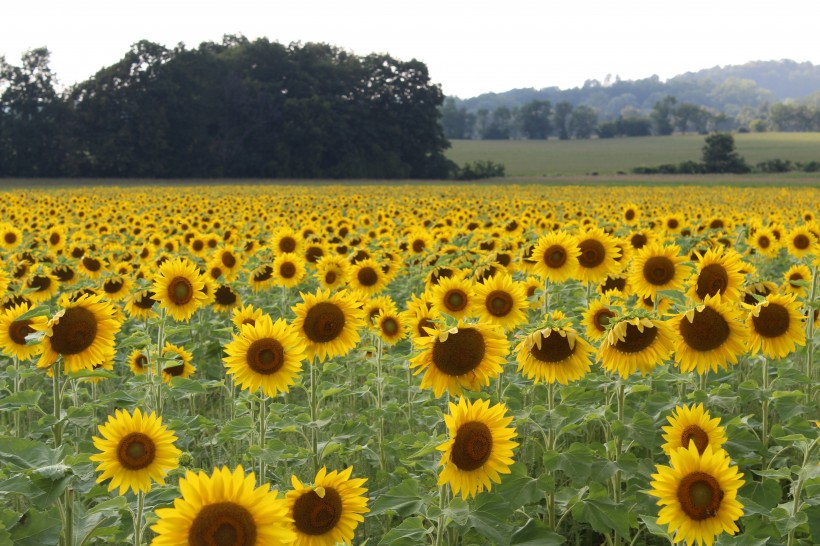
[2,0,818,98]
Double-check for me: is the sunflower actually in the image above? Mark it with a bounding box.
[686,248,746,303]
[213,246,244,281]
[0,223,23,250]
[272,227,303,256]
[224,317,305,396]
[530,231,580,283]
[0,303,47,360]
[90,408,180,495]
[124,289,157,320]
[34,294,121,374]
[782,264,812,299]
[742,280,778,307]
[662,213,686,235]
[598,315,674,378]
[362,295,398,327]
[574,227,622,284]
[749,226,779,258]
[649,444,744,546]
[784,225,817,259]
[668,294,748,375]
[52,264,77,286]
[100,275,132,301]
[661,403,728,457]
[628,243,689,300]
[24,271,59,304]
[45,226,67,253]
[437,397,518,500]
[430,276,476,320]
[345,258,387,298]
[745,293,806,359]
[315,256,350,291]
[78,255,107,279]
[291,289,364,363]
[161,342,196,383]
[152,257,208,321]
[152,465,295,546]
[582,296,621,342]
[374,310,406,345]
[626,228,654,251]
[409,321,508,398]
[250,263,275,292]
[515,324,593,385]
[621,202,641,226]
[212,284,242,312]
[232,303,266,330]
[274,252,307,288]
[286,466,368,546]
[472,273,528,332]
[128,349,150,375]
[401,306,441,340]
[406,229,434,257]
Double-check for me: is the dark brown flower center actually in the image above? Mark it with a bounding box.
[381,317,399,336]
[695,263,728,300]
[601,276,626,293]
[667,218,679,230]
[679,306,730,351]
[306,246,324,263]
[221,252,237,269]
[324,271,337,285]
[278,236,297,253]
[752,303,791,338]
[103,278,124,294]
[793,234,811,250]
[757,235,770,249]
[192,240,205,252]
[451,421,493,471]
[430,268,453,285]
[625,209,636,221]
[215,285,237,306]
[253,266,273,282]
[292,487,342,536]
[357,267,378,287]
[788,272,804,288]
[116,432,156,470]
[135,291,156,310]
[416,317,435,338]
[168,277,194,305]
[164,358,187,377]
[4,232,17,244]
[643,256,676,286]
[303,302,346,343]
[443,289,468,313]
[50,306,98,355]
[412,239,426,253]
[485,290,513,317]
[529,331,574,363]
[189,501,257,546]
[82,257,102,272]
[9,319,34,346]
[431,328,485,376]
[677,472,723,521]
[578,239,605,268]
[630,233,648,249]
[612,322,658,353]
[49,232,61,245]
[593,309,615,332]
[279,262,296,279]
[680,425,710,454]
[246,338,284,375]
[135,354,148,370]
[543,245,567,268]
[54,266,75,282]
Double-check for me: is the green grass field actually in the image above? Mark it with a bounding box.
[446,132,820,177]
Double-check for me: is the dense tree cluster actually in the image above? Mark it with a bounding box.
[0,38,453,178]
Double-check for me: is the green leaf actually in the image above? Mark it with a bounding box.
[378,517,431,545]
[66,369,119,380]
[444,497,470,526]
[15,305,51,321]
[0,390,41,411]
[369,480,427,517]
[770,505,807,536]
[744,478,782,509]
[572,484,631,537]
[169,377,206,394]
[807,505,820,544]
[510,518,565,545]
[639,514,672,538]
[7,506,62,546]
[0,437,62,469]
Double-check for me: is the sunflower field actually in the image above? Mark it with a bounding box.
[0,184,818,546]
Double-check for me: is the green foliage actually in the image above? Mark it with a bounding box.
[454,160,505,180]
[702,133,751,173]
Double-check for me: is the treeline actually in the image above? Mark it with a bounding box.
[0,38,453,178]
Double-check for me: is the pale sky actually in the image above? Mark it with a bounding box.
[2,0,818,98]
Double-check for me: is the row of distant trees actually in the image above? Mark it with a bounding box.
[0,38,453,178]
[442,96,820,140]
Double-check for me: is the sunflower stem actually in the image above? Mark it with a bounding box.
[154,309,167,415]
[259,394,267,481]
[63,486,74,546]
[376,336,386,471]
[762,358,770,453]
[52,360,62,448]
[805,265,816,402]
[613,382,626,546]
[133,489,145,546]
[542,278,550,315]
[699,370,707,394]
[309,357,319,476]
[546,381,556,530]
[435,484,448,546]
[13,356,22,437]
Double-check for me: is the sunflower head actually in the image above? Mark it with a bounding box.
[429,276,476,320]
[152,257,208,322]
[0,303,47,360]
[598,313,674,378]
[471,273,528,332]
[515,324,593,385]
[661,403,728,456]
[291,289,364,363]
[531,231,580,283]
[745,292,806,359]
[628,242,689,300]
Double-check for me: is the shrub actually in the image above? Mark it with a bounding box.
[756,159,794,173]
[455,160,506,180]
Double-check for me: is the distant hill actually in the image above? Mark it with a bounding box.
[454,60,820,118]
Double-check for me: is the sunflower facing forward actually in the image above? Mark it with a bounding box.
[410,321,508,398]
[472,273,528,332]
[437,397,518,499]
[661,403,728,457]
[687,248,746,303]
[291,289,364,363]
[286,466,369,546]
[530,231,580,283]
[628,242,689,301]
[649,444,745,546]
[0,303,47,360]
[224,318,306,397]
[152,257,208,321]
[745,292,806,359]
[151,465,296,546]
[90,408,180,495]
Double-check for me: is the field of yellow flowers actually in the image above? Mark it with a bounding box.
[0,184,818,546]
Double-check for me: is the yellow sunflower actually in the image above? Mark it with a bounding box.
[0,303,47,360]
[582,296,621,342]
[232,303,266,330]
[100,275,132,301]
[374,310,406,345]
[401,306,441,340]
[212,284,242,312]
[273,252,307,288]
[437,397,518,500]
[667,294,748,375]
[598,315,674,378]
[315,255,350,291]
[784,225,817,259]
[128,349,150,375]
[749,226,779,258]
[574,227,622,284]
[649,444,744,546]
[24,271,59,304]
[0,223,23,250]
[530,231,580,283]
[628,242,689,300]
[34,294,121,374]
[661,403,728,457]
[291,289,364,363]
[471,273,528,332]
[409,321,508,398]
[272,227,304,256]
[429,276,476,320]
[348,258,388,297]
[249,263,275,292]
[124,289,157,320]
[152,257,208,321]
[515,324,593,385]
[782,264,812,299]
[90,408,180,495]
[286,466,369,546]
[224,318,305,396]
[687,248,747,303]
[745,293,806,359]
[161,342,196,383]
[152,465,295,546]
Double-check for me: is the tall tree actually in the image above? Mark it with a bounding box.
[518,99,552,139]
[553,101,573,140]
[569,105,598,139]
[651,95,677,135]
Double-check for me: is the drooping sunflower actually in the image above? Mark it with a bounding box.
[574,227,622,284]
[781,264,812,299]
[34,294,121,374]
[429,276,476,320]
[273,252,307,288]
[472,273,528,332]
[100,275,132,301]
[530,231,580,283]
[152,257,208,322]
[152,465,296,546]
[409,321,508,398]
[124,289,157,320]
[249,263,275,292]
[667,294,748,375]
[515,324,593,385]
[598,315,674,378]
[660,403,728,457]
[24,271,59,304]
[628,243,689,300]
[649,444,745,546]
[128,349,150,375]
[78,255,107,279]
[745,293,806,359]
[224,318,305,397]
[212,284,242,312]
[291,289,364,363]
[0,303,47,360]
[286,466,368,546]
[161,342,196,383]
[784,225,817,259]
[686,248,747,303]
[90,408,181,495]
[437,397,518,500]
